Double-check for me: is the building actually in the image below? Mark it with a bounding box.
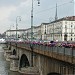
[5,29,26,39]
[33,23,49,40]
[5,23,48,41]
[47,16,75,41]
[5,16,75,41]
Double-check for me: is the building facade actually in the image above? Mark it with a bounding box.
[47,16,75,41]
[5,16,75,41]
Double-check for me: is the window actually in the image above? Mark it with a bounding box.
[65,25,67,28]
[71,22,73,24]
[74,26,75,29]
[65,21,67,24]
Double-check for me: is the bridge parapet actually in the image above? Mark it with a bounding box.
[6,41,75,64]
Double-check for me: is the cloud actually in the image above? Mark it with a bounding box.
[6,0,74,28]
[0,6,16,33]
[0,0,27,7]
[0,0,74,34]
[0,6,16,21]
[7,0,32,29]
[0,0,30,33]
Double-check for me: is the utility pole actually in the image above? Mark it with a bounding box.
[53,23,54,41]
[31,0,33,67]
[55,3,58,21]
[10,24,14,39]
[10,25,11,39]
[9,24,14,50]
[16,16,21,40]
[31,0,33,43]
[15,16,21,56]
[31,0,40,67]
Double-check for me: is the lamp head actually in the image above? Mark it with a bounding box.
[37,0,40,6]
[38,1,40,6]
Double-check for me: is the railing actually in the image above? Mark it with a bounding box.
[6,41,75,64]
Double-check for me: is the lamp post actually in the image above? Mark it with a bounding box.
[10,25,11,39]
[31,0,40,67]
[15,16,21,56]
[53,23,54,41]
[9,24,14,50]
[44,24,47,40]
[10,24,14,39]
[31,0,33,42]
[9,25,12,50]
[16,16,21,40]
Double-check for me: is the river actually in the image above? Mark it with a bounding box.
[0,44,20,75]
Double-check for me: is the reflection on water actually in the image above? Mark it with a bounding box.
[0,44,20,75]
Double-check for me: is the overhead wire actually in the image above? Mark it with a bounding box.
[35,0,74,14]
[33,0,74,22]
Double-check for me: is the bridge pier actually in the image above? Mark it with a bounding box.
[3,44,12,61]
[5,50,12,61]
[3,48,12,61]
[9,55,19,71]
[19,67,39,75]
[3,48,9,57]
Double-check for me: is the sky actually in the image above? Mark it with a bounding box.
[0,0,74,34]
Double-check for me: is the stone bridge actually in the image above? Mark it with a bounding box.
[3,41,75,75]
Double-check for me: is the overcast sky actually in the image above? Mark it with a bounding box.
[0,0,74,33]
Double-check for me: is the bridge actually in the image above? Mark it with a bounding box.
[3,40,75,75]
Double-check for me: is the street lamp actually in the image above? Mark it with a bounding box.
[31,0,40,67]
[10,24,14,39]
[44,24,47,40]
[31,0,40,41]
[53,23,54,41]
[15,16,21,56]
[16,16,21,40]
[9,24,14,50]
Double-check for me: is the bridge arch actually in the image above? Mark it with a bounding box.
[12,49,16,55]
[47,72,61,75]
[19,54,30,68]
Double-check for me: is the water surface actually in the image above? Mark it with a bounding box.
[0,44,20,75]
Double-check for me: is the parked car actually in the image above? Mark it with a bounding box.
[0,38,6,43]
